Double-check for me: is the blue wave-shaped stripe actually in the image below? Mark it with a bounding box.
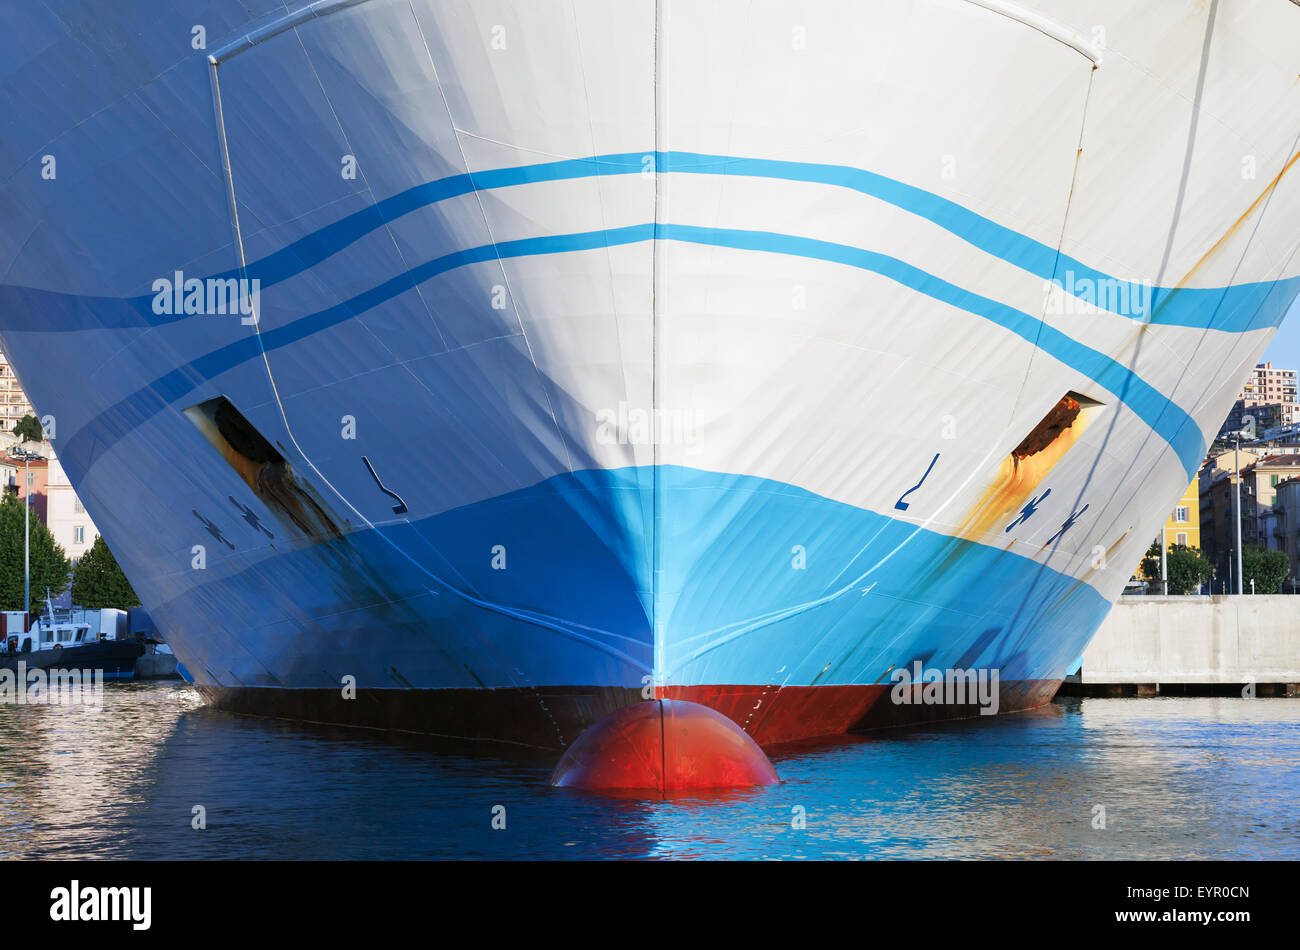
[54,222,1206,480]
[662,152,1300,334]
[3,150,1296,334]
[657,223,1205,475]
[0,153,650,334]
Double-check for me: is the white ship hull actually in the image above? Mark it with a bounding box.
[1,0,1298,745]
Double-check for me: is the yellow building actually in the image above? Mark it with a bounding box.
[1162,478,1200,549]
[1135,478,1202,587]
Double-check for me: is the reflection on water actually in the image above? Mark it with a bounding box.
[1,684,1296,859]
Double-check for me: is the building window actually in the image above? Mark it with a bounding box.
[1272,475,1280,487]
[73,498,84,514]
[73,525,84,544]
[1175,506,1189,523]
[1176,532,1188,546]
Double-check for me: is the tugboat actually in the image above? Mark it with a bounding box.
[0,598,144,680]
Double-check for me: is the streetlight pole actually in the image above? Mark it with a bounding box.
[23,451,30,615]
[1161,524,1168,595]
[1234,435,1244,595]
[14,448,44,618]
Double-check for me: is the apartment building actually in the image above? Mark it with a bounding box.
[1201,452,1300,585]
[1221,362,1300,436]
[0,350,35,433]
[45,453,99,559]
[1161,478,1200,549]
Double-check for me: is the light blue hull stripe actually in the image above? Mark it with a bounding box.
[159,466,1112,691]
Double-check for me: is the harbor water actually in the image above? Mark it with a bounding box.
[1,683,1296,860]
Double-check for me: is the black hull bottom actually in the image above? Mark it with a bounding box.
[194,679,1065,752]
[194,685,644,752]
[0,640,145,678]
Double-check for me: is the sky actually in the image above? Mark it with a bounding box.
[1261,296,1300,370]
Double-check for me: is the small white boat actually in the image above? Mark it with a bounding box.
[1,602,144,679]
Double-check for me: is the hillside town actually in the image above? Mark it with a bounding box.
[1136,363,1300,595]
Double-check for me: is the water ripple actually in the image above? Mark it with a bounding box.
[0,686,1296,859]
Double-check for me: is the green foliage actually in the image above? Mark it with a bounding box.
[71,534,141,608]
[10,414,43,443]
[1166,545,1212,595]
[0,491,69,612]
[1139,540,1161,581]
[1140,542,1210,595]
[1241,545,1289,595]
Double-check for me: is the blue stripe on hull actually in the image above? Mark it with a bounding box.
[13,152,1294,481]
[43,220,1209,480]
[8,150,1292,333]
[159,466,1111,697]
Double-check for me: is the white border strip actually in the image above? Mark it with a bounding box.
[209,0,374,65]
[960,0,1104,65]
[210,0,1103,68]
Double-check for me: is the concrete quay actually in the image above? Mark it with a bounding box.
[1061,595,1300,697]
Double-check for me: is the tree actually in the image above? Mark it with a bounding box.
[1139,540,1161,582]
[71,535,141,608]
[1166,545,1212,595]
[11,414,43,443]
[0,492,70,612]
[1241,545,1288,594]
[1141,542,1210,595]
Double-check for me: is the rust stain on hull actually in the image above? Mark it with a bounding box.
[1078,527,1133,586]
[956,394,1094,541]
[256,463,341,540]
[1160,146,1300,307]
[184,396,343,541]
